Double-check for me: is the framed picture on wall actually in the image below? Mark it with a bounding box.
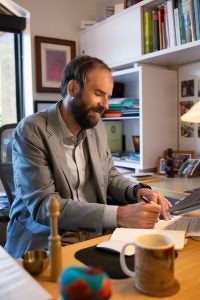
[34,100,57,113]
[35,36,76,93]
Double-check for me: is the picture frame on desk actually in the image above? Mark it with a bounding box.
[34,100,57,113]
[157,157,166,175]
[173,150,194,172]
[157,150,194,175]
[178,158,200,177]
[35,36,76,93]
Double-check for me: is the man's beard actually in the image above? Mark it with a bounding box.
[70,95,106,129]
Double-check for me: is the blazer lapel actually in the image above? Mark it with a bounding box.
[46,103,74,193]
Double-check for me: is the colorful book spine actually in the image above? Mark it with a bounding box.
[178,0,187,44]
[189,0,196,41]
[167,0,177,47]
[143,10,153,54]
[174,7,181,45]
[193,0,200,40]
[152,10,160,51]
[182,0,192,43]
[164,0,170,48]
[158,5,165,49]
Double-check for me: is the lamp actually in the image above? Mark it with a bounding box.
[181,101,200,123]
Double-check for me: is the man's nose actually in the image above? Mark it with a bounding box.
[101,96,109,110]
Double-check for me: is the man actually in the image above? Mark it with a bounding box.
[5,56,171,258]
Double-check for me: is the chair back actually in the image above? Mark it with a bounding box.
[0,123,17,207]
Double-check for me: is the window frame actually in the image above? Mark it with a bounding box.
[0,12,26,121]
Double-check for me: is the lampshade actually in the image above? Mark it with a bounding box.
[181,101,200,123]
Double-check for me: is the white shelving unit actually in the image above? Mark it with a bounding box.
[79,0,199,170]
[80,0,200,68]
[104,65,177,171]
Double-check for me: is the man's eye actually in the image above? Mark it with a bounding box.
[95,91,102,96]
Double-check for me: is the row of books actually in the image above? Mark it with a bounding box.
[102,98,139,118]
[143,0,200,54]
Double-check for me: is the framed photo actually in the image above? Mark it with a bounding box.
[173,150,194,171]
[34,100,57,113]
[181,79,195,97]
[35,36,76,93]
[157,157,166,175]
[157,150,194,175]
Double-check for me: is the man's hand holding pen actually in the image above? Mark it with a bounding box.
[117,188,172,229]
[138,188,172,220]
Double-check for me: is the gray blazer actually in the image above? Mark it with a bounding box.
[5,102,133,258]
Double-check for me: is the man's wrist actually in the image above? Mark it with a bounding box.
[133,183,152,198]
[125,182,152,204]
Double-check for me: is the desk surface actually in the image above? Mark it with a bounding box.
[150,177,200,197]
[35,235,200,300]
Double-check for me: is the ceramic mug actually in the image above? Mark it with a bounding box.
[120,233,180,297]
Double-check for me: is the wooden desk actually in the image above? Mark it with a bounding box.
[35,235,200,300]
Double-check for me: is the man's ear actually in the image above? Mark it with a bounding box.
[68,80,79,97]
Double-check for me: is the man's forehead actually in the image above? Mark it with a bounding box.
[85,69,113,88]
[86,66,112,79]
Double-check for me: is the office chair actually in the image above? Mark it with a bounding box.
[0,123,17,208]
[0,123,17,245]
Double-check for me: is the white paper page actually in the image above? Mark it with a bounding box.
[0,246,52,300]
[155,215,200,237]
[110,227,186,250]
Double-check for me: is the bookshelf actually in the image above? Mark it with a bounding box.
[79,0,200,69]
[79,0,199,170]
[105,65,177,170]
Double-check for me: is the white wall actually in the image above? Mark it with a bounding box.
[14,0,110,104]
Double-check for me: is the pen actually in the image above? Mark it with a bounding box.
[141,195,151,203]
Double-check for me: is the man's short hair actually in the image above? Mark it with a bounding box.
[60,55,111,98]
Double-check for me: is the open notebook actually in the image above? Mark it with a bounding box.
[108,214,200,253]
[101,215,200,254]
[110,227,186,251]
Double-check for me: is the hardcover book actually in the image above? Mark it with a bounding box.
[104,121,122,153]
[167,0,176,47]
[152,9,160,51]
[189,0,196,41]
[174,7,181,45]
[193,0,200,40]
[178,0,187,43]
[158,4,165,49]
[181,0,192,43]
[143,10,153,54]
[164,0,170,48]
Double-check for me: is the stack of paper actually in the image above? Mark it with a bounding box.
[0,246,52,300]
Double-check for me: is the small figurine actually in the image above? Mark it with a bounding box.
[164,148,175,178]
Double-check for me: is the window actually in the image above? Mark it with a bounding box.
[0,32,17,125]
[0,8,26,126]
